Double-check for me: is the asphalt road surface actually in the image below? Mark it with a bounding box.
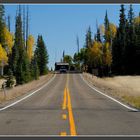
[0,73,140,136]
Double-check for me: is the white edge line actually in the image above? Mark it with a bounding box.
[0,74,56,111]
[80,74,139,112]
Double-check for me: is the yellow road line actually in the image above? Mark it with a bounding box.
[62,74,69,110]
[61,74,77,136]
[62,88,67,110]
[60,132,67,136]
[67,87,77,136]
[62,114,67,120]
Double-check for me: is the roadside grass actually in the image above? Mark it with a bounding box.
[122,95,140,109]
[83,73,140,110]
[0,74,54,104]
[0,96,4,101]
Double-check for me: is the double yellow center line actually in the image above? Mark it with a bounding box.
[61,74,77,136]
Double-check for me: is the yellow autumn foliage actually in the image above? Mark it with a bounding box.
[134,16,140,25]
[109,23,117,38]
[90,41,102,67]
[3,26,14,54]
[27,35,35,61]
[99,23,117,38]
[0,44,8,66]
[103,42,112,66]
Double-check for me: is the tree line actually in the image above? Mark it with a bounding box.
[0,5,49,86]
[73,4,140,77]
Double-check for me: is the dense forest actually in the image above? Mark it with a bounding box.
[73,4,140,77]
[0,5,49,86]
[1,4,140,85]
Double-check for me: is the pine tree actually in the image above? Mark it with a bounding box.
[134,14,140,74]
[10,8,30,84]
[102,11,113,76]
[5,69,14,88]
[96,28,101,42]
[35,35,49,75]
[16,49,30,84]
[62,50,65,62]
[0,5,4,21]
[128,4,134,26]
[125,4,136,74]
[30,54,39,80]
[119,4,126,59]
[9,13,21,75]
[85,26,92,48]
[104,10,110,43]
[84,26,93,72]
[0,5,5,47]
[8,15,10,31]
[76,35,80,53]
[26,6,29,50]
[112,4,126,74]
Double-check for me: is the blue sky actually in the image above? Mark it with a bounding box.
[4,4,140,69]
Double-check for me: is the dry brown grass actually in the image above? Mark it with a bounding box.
[0,74,54,104]
[83,73,140,109]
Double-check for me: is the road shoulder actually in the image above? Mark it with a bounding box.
[0,73,55,109]
[81,73,139,111]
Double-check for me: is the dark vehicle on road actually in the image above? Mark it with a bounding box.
[55,62,69,73]
[59,68,67,73]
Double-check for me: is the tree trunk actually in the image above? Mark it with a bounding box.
[0,66,4,76]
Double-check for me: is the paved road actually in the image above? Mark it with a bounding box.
[0,73,140,136]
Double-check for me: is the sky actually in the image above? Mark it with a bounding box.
[4,4,140,69]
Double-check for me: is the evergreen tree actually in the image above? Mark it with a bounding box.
[35,35,49,75]
[84,26,93,72]
[73,52,80,70]
[6,69,15,88]
[95,20,101,42]
[10,9,30,84]
[125,4,136,74]
[103,11,112,76]
[0,5,5,47]
[16,49,30,84]
[128,4,134,26]
[96,27,101,42]
[8,15,11,31]
[9,13,21,75]
[30,54,39,80]
[0,5,4,20]
[119,4,126,59]
[85,26,92,48]
[112,4,126,74]
[134,15,140,74]
[104,10,110,43]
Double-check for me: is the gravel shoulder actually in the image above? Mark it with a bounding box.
[0,73,54,107]
[82,73,140,109]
